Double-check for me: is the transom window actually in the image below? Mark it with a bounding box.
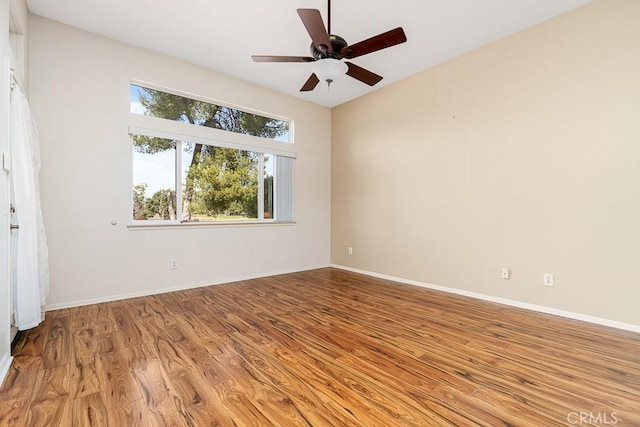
[129,83,294,224]
[130,84,291,142]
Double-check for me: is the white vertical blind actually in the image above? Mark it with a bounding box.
[258,153,265,221]
[275,156,294,221]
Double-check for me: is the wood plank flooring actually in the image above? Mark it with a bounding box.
[2,268,640,426]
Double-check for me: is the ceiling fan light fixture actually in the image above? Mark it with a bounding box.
[312,58,348,87]
[252,1,407,93]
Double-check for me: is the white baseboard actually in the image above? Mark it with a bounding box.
[0,352,13,388]
[46,263,331,311]
[331,264,640,334]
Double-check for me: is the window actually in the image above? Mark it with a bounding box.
[130,83,294,224]
[130,84,290,142]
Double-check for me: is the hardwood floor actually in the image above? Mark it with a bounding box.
[2,268,640,426]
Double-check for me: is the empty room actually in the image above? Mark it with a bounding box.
[1,0,639,425]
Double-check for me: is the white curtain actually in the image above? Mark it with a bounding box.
[10,83,49,331]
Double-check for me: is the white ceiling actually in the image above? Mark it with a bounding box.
[26,0,592,108]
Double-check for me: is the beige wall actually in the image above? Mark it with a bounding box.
[29,16,331,307]
[332,0,640,325]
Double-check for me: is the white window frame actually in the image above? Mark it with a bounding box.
[128,81,295,227]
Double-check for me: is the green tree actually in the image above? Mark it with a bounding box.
[133,183,148,220]
[189,149,259,218]
[133,86,288,220]
[145,189,176,220]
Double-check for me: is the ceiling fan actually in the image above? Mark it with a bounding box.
[251,0,407,92]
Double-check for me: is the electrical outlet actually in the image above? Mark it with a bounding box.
[171,259,178,270]
[543,273,554,287]
[501,268,510,280]
[348,247,353,255]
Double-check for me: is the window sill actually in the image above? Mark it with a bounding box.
[127,220,296,231]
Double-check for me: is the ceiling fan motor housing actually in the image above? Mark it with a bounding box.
[311,35,349,60]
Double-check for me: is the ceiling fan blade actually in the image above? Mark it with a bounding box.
[252,55,315,63]
[300,74,320,92]
[341,27,407,59]
[297,9,332,53]
[346,62,383,86]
